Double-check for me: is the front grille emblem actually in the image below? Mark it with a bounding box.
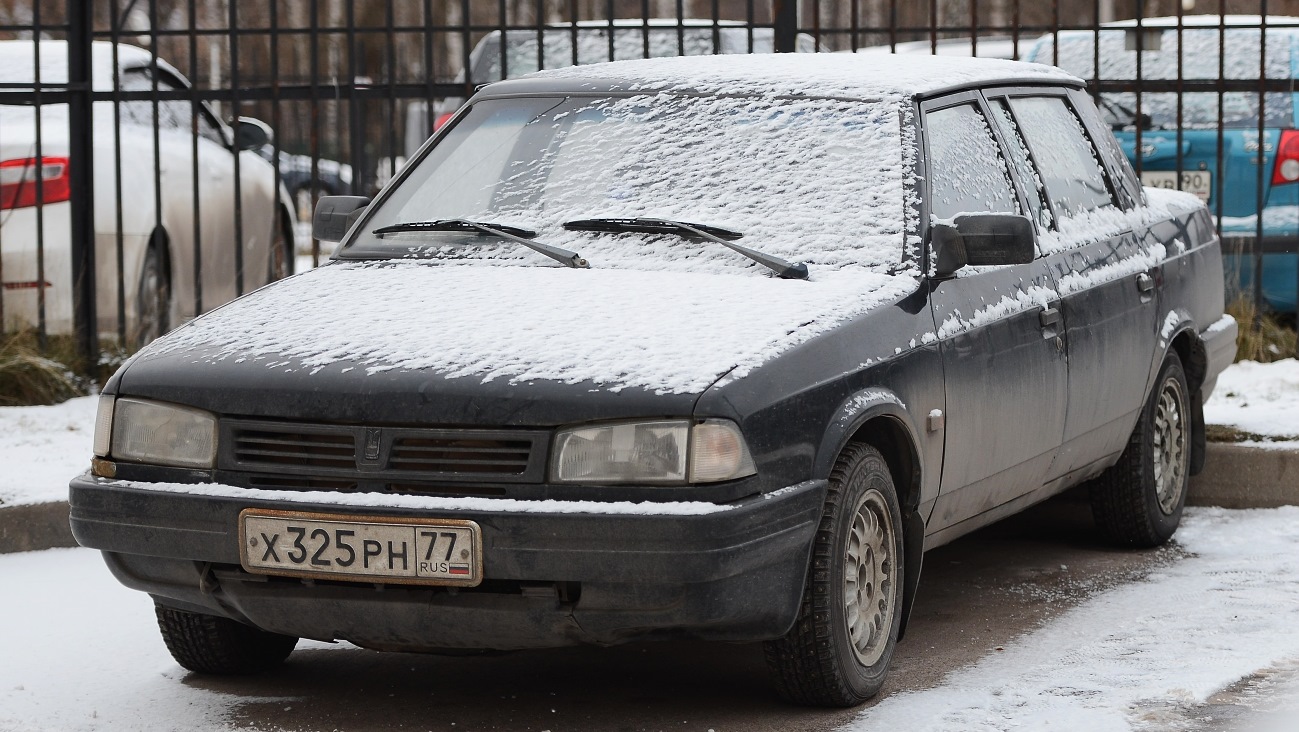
[363,428,382,462]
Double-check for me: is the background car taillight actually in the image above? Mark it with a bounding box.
[433,112,455,131]
[0,157,72,210]
[1271,130,1299,185]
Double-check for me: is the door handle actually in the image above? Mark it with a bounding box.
[1136,272,1155,293]
[1039,306,1061,329]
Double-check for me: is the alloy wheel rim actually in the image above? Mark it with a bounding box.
[1152,376,1188,515]
[844,487,896,667]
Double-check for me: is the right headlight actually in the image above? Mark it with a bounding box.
[103,397,218,469]
[551,418,756,485]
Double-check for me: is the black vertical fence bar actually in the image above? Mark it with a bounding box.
[229,1,245,297]
[928,0,937,54]
[188,0,203,312]
[1255,10,1268,314]
[386,0,398,184]
[849,0,858,53]
[711,0,721,55]
[567,0,578,67]
[111,0,126,343]
[1214,5,1225,249]
[640,0,650,59]
[1133,4,1144,180]
[969,0,977,58]
[68,0,96,372]
[271,0,283,279]
[1090,0,1098,104]
[309,0,321,265]
[1174,4,1183,200]
[33,1,47,352]
[673,0,683,58]
[774,0,796,53]
[347,1,362,198]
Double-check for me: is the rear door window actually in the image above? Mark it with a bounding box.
[925,103,1019,221]
[988,99,1053,231]
[1009,96,1117,217]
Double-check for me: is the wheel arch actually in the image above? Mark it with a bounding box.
[817,390,926,640]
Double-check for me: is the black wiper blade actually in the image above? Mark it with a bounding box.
[563,217,809,280]
[372,219,588,269]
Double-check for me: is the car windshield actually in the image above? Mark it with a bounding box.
[348,94,911,276]
[471,27,814,83]
[1041,28,1294,129]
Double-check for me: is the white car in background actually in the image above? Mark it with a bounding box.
[0,41,294,345]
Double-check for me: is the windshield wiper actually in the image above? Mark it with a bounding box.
[372,219,588,269]
[562,217,809,280]
[1099,97,1156,131]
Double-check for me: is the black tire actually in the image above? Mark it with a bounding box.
[1090,352,1191,548]
[270,211,294,281]
[133,243,170,349]
[155,604,298,675]
[763,442,904,707]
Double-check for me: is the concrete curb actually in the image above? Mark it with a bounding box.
[0,501,77,554]
[2,442,1294,555]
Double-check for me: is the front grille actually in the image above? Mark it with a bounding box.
[221,419,549,486]
[389,436,533,475]
[234,429,356,470]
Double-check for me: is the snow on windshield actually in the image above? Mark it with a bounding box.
[360,93,916,276]
[1040,29,1293,128]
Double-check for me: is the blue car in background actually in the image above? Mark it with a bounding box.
[1027,16,1299,314]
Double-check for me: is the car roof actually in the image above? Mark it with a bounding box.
[1098,14,1299,28]
[0,40,188,91]
[484,52,1081,101]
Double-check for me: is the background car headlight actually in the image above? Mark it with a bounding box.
[551,419,756,484]
[109,398,217,469]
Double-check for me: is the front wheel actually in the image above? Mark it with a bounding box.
[1090,352,1191,547]
[132,244,170,348]
[763,442,904,707]
[156,604,298,675]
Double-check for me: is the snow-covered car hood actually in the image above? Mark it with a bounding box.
[135,261,916,398]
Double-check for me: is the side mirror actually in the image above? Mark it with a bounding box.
[931,213,1036,277]
[313,196,370,242]
[234,117,272,151]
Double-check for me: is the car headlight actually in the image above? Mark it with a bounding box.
[105,398,218,469]
[551,419,756,484]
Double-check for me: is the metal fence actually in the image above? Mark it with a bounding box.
[1,0,1297,375]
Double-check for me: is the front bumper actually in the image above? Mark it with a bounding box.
[69,475,825,650]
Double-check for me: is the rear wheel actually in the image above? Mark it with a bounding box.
[1090,352,1191,547]
[270,211,293,281]
[763,442,903,707]
[155,604,298,675]
[133,244,170,348]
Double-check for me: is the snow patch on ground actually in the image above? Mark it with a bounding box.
[0,395,96,507]
[843,507,1299,732]
[1205,358,1299,440]
[0,548,238,731]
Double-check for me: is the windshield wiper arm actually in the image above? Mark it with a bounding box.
[562,217,808,280]
[372,219,589,269]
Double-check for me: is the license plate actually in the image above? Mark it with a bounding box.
[1141,170,1212,201]
[239,509,482,587]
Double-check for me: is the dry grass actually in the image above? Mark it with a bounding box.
[0,331,86,407]
[1226,297,1298,363]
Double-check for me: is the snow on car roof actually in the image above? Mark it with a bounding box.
[1096,14,1299,28]
[526,51,1081,100]
[0,40,184,91]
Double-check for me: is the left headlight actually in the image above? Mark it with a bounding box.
[551,419,756,485]
[107,398,218,469]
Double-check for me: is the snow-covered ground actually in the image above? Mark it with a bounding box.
[0,356,1294,508]
[1204,358,1299,443]
[844,506,1299,732]
[0,395,97,508]
[2,507,1297,731]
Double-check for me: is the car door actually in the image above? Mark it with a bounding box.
[996,92,1161,480]
[922,94,1069,535]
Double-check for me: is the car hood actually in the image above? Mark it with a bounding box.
[121,261,916,426]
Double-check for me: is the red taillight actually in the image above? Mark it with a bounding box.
[0,157,71,210]
[1272,129,1299,185]
[433,112,455,131]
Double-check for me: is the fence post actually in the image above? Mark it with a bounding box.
[67,0,97,376]
[773,0,797,53]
